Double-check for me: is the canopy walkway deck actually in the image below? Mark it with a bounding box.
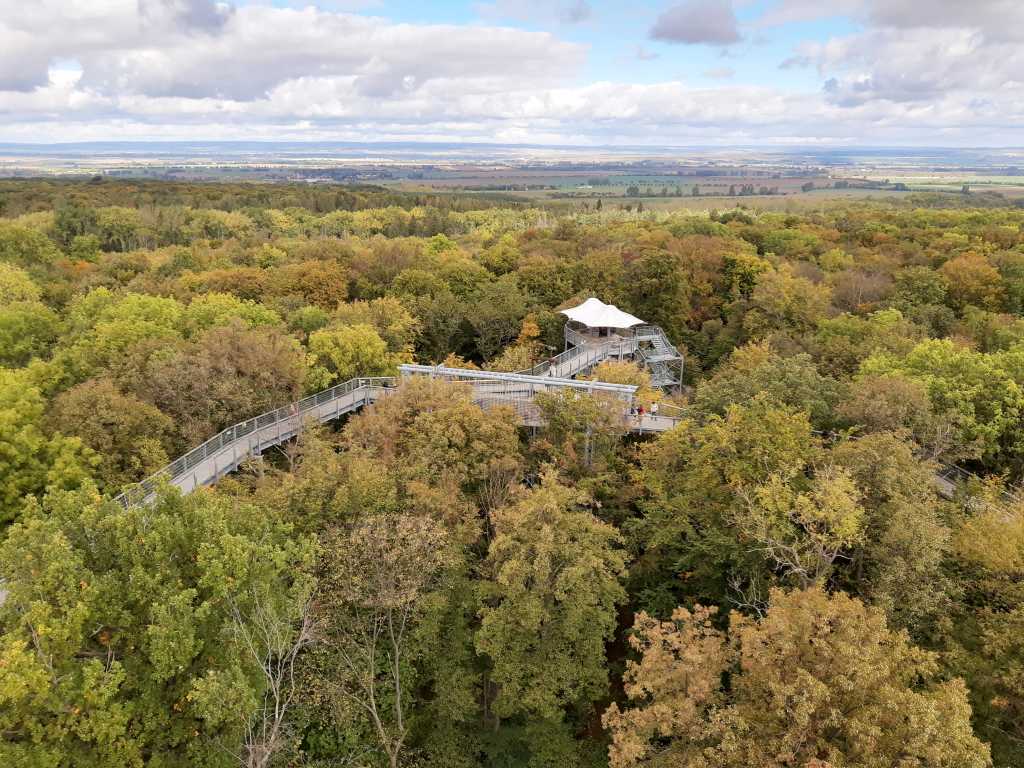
[114,327,995,508]
[115,334,681,507]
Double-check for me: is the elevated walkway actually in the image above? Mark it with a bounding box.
[561,324,684,389]
[514,332,631,378]
[115,363,682,507]
[115,324,985,509]
[116,378,394,506]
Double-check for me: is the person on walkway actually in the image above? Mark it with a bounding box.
[651,401,659,417]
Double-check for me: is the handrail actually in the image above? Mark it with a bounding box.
[517,336,623,377]
[115,355,1014,512]
[401,364,637,394]
[115,375,397,506]
[116,322,689,508]
[935,463,1022,504]
[652,401,686,416]
[811,429,1022,505]
[634,325,667,342]
[563,325,594,349]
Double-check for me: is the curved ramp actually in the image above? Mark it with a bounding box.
[116,378,395,506]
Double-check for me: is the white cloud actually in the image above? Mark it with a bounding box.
[650,0,741,45]
[763,0,1024,40]
[703,66,735,79]
[0,3,585,100]
[474,0,593,26]
[0,0,1021,146]
[781,4,1024,118]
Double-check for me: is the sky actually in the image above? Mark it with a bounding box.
[0,0,1022,147]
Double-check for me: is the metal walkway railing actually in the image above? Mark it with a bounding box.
[517,334,634,378]
[115,377,396,507]
[115,354,1018,511]
[811,429,1020,504]
[560,324,683,389]
[116,362,683,507]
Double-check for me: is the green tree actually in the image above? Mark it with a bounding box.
[812,308,924,376]
[343,377,521,514]
[477,471,627,723]
[957,306,1024,352]
[761,228,825,261]
[830,432,954,634]
[0,222,60,267]
[0,301,59,367]
[534,388,629,482]
[0,263,41,305]
[941,252,1005,311]
[94,206,144,252]
[182,292,282,337]
[307,323,399,389]
[587,359,660,406]
[263,422,486,768]
[137,323,308,449]
[861,339,1024,468]
[58,292,185,384]
[467,276,529,361]
[892,265,949,308]
[314,513,454,768]
[266,259,349,309]
[53,200,98,248]
[624,247,692,342]
[735,465,865,589]
[691,341,841,428]
[633,396,818,608]
[0,485,316,767]
[722,250,771,301]
[947,494,1024,765]
[740,263,833,343]
[47,379,175,492]
[405,289,466,363]
[837,374,952,457]
[332,297,419,357]
[477,234,521,275]
[0,368,94,526]
[286,304,330,339]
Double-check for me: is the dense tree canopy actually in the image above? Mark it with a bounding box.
[0,485,314,767]
[4,179,1024,766]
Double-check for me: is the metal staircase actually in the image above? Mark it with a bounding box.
[560,324,683,389]
[633,326,685,389]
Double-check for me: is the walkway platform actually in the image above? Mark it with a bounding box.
[116,357,682,506]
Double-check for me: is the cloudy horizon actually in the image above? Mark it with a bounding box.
[1,0,1022,147]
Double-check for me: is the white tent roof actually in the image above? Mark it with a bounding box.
[560,297,645,329]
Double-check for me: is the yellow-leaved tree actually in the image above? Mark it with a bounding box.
[604,587,991,768]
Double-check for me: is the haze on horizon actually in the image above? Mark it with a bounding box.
[1,0,1022,148]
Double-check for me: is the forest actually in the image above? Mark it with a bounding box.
[3,178,1024,768]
